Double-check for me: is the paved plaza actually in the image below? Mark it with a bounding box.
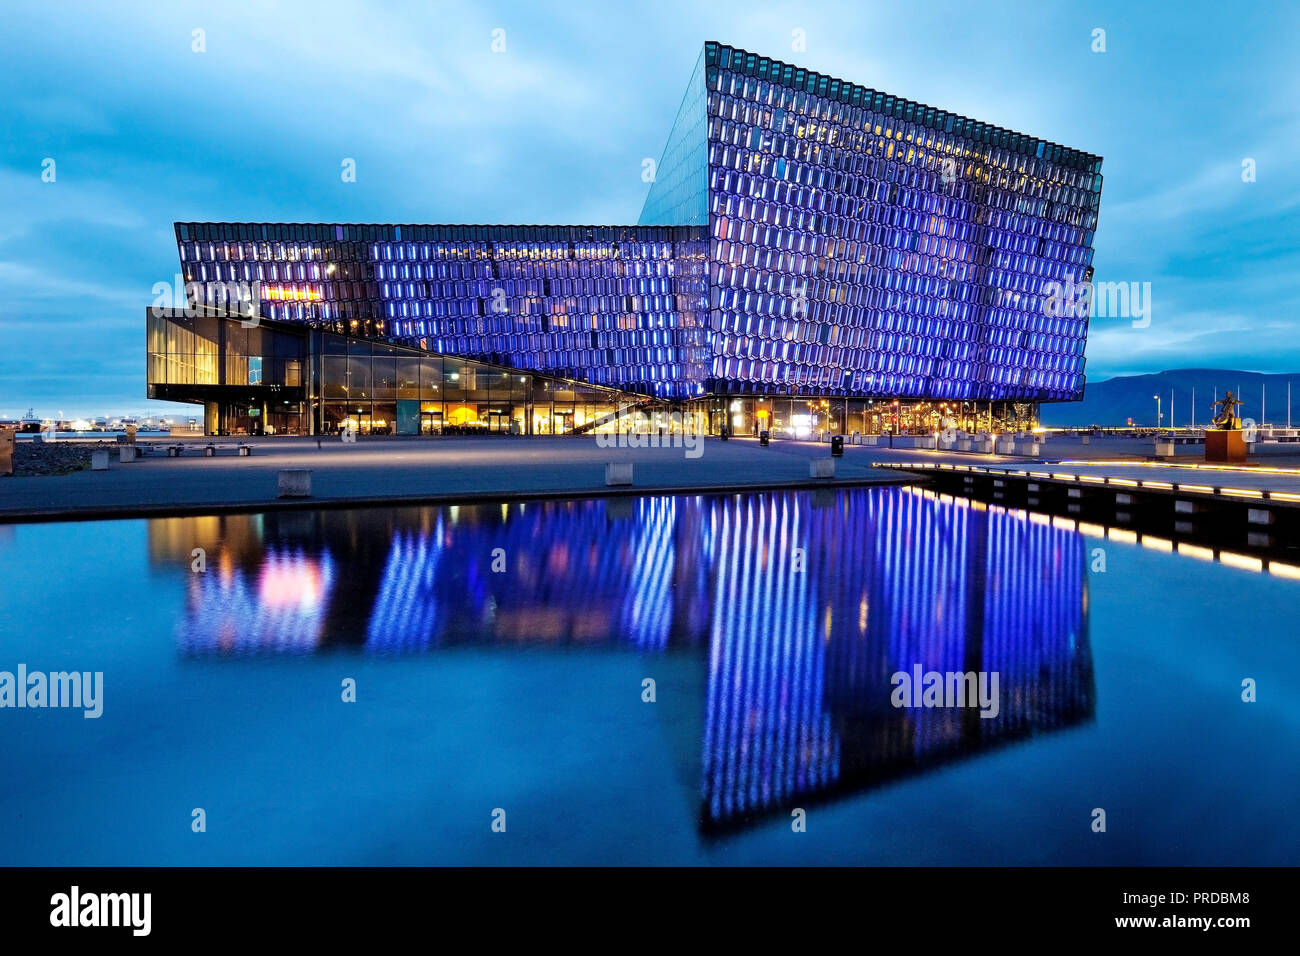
[0,435,904,521]
[9,432,1300,521]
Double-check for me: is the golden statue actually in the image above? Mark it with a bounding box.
[1210,391,1243,430]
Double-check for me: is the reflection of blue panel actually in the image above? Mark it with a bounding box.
[979,509,1093,740]
[357,497,686,650]
[178,547,334,655]
[619,498,678,651]
[366,526,445,652]
[698,488,1093,830]
[702,494,839,823]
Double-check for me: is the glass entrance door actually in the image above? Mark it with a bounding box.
[420,411,443,435]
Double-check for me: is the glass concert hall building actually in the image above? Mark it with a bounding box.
[147,41,1103,438]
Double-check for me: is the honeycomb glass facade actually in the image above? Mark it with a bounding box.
[154,41,1102,428]
[175,223,710,401]
[698,42,1102,402]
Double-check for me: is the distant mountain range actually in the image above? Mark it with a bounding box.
[1040,369,1300,428]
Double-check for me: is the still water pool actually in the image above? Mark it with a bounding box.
[0,486,1295,864]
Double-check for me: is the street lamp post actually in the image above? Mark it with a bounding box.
[1153,394,1162,433]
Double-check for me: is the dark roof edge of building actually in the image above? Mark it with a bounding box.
[704,40,1103,172]
[173,222,704,232]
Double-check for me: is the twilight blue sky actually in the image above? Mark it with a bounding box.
[1,0,1297,417]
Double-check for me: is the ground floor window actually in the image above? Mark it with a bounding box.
[309,396,1037,438]
[682,398,1039,437]
[316,399,670,436]
[265,402,305,436]
[320,402,396,435]
[208,400,305,436]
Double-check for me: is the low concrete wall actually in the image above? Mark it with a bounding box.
[277,469,312,498]
[893,436,937,450]
[604,462,633,486]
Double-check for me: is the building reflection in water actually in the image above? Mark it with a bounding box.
[174,540,335,657]
[151,486,1092,832]
[699,488,1092,831]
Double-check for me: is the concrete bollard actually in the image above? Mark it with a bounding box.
[809,458,835,479]
[862,435,879,446]
[605,462,633,486]
[1019,441,1041,457]
[278,468,312,498]
[204,445,216,457]
[994,435,1016,455]
[1155,439,1175,457]
[119,445,138,463]
[1081,434,1091,445]
[0,426,14,476]
[91,449,109,471]
[238,445,252,457]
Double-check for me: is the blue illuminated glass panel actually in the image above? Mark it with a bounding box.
[177,223,711,399]
[701,41,1103,401]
